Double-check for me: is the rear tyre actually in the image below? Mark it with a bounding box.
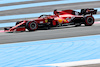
[26,21,38,31]
[84,16,94,26]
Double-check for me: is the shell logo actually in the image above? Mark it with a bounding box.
[58,19,63,23]
[45,19,48,23]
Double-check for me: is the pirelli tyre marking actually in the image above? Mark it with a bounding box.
[29,22,37,30]
[86,17,94,24]
[85,16,94,26]
[26,21,38,31]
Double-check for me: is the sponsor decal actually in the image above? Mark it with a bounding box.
[63,19,67,22]
[40,21,43,23]
[58,19,63,23]
[45,19,48,23]
[66,17,75,22]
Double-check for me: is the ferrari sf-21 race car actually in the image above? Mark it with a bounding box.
[4,8,97,32]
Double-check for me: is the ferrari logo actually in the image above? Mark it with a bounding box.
[45,19,48,23]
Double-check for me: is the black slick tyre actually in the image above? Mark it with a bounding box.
[84,16,94,26]
[26,21,38,31]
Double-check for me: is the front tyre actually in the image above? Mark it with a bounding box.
[26,21,38,31]
[84,16,94,26]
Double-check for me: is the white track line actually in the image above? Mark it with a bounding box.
[45,59,100,67]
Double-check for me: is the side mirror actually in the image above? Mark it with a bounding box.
[38,17,40,18]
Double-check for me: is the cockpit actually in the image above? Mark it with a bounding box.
[39,14,51,18]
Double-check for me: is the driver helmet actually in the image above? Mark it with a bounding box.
[54,9,57,15]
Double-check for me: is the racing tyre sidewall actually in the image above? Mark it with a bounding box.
[85,16,94,26]
[26,21,38,31]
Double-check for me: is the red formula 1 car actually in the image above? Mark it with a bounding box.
[4,8,97,32]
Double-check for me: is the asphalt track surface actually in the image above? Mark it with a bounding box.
[0,0,58,7]
[0,23,100,44]
[0,0,100,67]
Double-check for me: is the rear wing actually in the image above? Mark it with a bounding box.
[80,8,97,15]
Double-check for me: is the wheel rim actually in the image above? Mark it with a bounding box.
[29,22,37,30]
[31,24,35,28]
[87,17,93,24]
